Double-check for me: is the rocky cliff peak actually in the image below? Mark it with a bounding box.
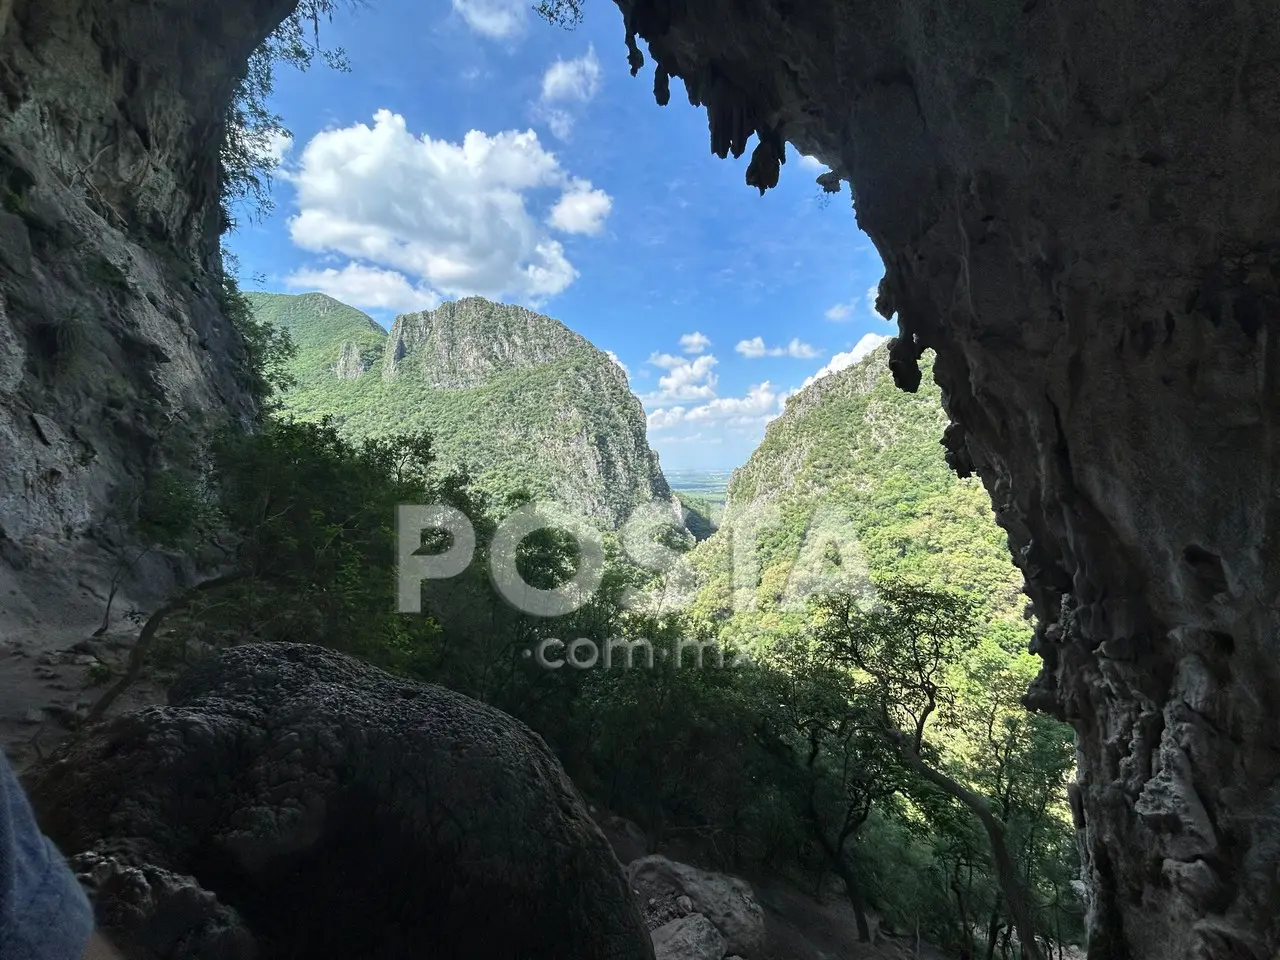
[250,291,673,530]
[382,296,601,388]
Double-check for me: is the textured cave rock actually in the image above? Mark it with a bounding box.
[610,0,1280,957]
[26,643,655,960]
[0,0,292,623]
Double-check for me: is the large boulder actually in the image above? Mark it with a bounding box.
[650,914,726,960]
[25,643,654,960]
[627,856,765,958]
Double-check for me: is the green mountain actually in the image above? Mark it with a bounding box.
[690,342,1026,639]
[248,292,675,528]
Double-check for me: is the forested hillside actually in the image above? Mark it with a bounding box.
[671,343,1081,953]
[691,342,1024,636]
[246,292,675,528]
[102,310,1082,959]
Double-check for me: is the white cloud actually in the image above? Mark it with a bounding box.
[798,153,825,170]
[686,382,783,424]
[606,350,630,378]
[680,331,711,354]
[648,382,785,432]
[286,263,441,314]
[826,284,887,322]
[648,407,687,431]
[664,432,722,445]
[547,179,611,235]
[452,0,525,38]
[644,353,719,403]
[287,110,612,304]
[265,131,294,165]
[798,333,890,390]
[535,47,602,140]
[541,47,601,102]
[735,336,822,359]
[541,109,575,141]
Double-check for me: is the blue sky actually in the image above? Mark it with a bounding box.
[227,0,893,471]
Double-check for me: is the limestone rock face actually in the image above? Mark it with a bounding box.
[0,0,288,625]
[611,0,1280,957]
[253,291,679,529]
[26,643,655,960]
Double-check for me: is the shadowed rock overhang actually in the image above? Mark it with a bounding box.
[1,0,1278,956]
[611,1,1280,957]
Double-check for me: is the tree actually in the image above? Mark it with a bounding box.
[749,638,902,941]
[222,1,358,223]
[815,580,1048,960]
[88,421,455,720]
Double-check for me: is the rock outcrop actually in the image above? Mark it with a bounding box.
[25,643,655,960]
[628,856,767,958]
[650,914,726,960]
[611,1,1280,956]
[250,291,678,529]
[0,0,288,660]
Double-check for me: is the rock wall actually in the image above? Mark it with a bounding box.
[0,0,291,624]
[4,0,1277,955]
[611,0,1280,957]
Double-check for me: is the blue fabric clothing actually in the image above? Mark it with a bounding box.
[0,750,93,959]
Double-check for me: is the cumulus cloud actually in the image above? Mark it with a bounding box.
[536,47,601,139]
[797,153,825,170]
[648,382,785,432]
[264,131,294,165]
[735,336,822,359]
[679,331,711,354]
[452,0,525,38]
[644,353,719,404]
[286,110,612,304]
[547,179,612,235]
[824,302,852,322]
[541,47,601,102]
[798,333,891,390]
[648,407,687,431]
[287,263,441,314]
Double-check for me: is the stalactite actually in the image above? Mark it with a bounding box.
[653,66,670,106]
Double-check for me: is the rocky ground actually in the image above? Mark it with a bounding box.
[595,811,956,960]
[0,541,170,771]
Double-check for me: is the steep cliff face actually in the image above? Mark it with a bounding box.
[0,0,288,629]
[611,1,1280,956]
[250,292,675,529]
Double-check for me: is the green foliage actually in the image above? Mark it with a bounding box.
[221,1,355,223]
[678,494,719,541]
[219,254,297,405]
[534,0,585,28]
[128,315,1081,953]
[245,291,667,526]
[136,469,218,549]
[85,661,116,687]
[669,345,1082,951]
